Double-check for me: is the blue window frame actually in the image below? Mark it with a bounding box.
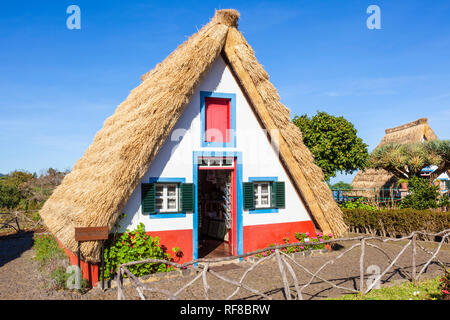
[248,177,279,214]
[200,91,236,148]
[148,177,186,219]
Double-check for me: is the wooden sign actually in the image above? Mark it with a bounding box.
[74,226,109,241]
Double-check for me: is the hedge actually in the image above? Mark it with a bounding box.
[342,208,450,240]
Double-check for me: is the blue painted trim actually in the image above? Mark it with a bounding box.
[248,177,278,182]
[248,176,279,214]
[149,213,186,219]
[149,177,186,183]
[200,91,236,148]
[148,177,186,218]
[193,151,243,261]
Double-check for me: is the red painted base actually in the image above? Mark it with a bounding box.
[146,229,193,264]
[243,220,317,253]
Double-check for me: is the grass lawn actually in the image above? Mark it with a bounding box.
[329,276,446,300]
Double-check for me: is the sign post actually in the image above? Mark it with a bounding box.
[74,226,109,290]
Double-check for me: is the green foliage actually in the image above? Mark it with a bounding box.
[342,208,450,238]
[401,176,447,210]
[50,266,88,292]
[331,181,353,190]
[329,276,444,300]
[292,111,369,181]
[368,140,450,180]
[33,233,66,267]
[103,222,179,280]
[0,182,21,209]
[339,197,377,210]
[255,232,333,257]
[0,168,68,211]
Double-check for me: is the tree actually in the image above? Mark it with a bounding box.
[331,181,353,190]
[424,140,450,181]
[292,111,369,181]
[0,168,69,211]
[368,140,449,180]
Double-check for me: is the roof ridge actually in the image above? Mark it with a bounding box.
[385,118,428,134]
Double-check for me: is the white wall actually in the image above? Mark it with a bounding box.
[119,56,312,233]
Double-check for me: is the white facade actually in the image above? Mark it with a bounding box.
[119,56,312,234]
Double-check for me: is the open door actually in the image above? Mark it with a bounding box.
[197,157,236,258]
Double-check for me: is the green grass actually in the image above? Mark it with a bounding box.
[329,277,444,300]
[32,233,66,267]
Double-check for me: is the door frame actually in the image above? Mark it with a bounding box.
[192,151,243,260]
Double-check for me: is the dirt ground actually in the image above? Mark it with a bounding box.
[0,231,449,300]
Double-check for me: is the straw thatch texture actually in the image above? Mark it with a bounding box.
[351,118,438,195]
[40,9,345,263]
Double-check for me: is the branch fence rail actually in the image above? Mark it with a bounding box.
[115,228,450,300]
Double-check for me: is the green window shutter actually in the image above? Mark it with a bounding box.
[243,182,255,210]
[272,181,285,209]
[180,183,195,212]
[141,183,156,214]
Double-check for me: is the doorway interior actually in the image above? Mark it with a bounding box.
[197,160,235,258]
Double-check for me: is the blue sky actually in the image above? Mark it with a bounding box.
[0,0,449,184]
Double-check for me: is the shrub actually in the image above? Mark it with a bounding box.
[342,208,450,238]
[103,222,180,280]
[339,197,378,210]
[33,233,66,267]
[401,176,444,210]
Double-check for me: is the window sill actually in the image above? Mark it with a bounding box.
[149,213,187,219]
[248,208,279,214]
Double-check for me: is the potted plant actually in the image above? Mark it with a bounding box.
[398,179,409,190]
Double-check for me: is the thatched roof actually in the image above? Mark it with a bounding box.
[351,118,438,192]
[40,9,346,263]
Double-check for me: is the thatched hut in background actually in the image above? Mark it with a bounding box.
[350,118,438,200]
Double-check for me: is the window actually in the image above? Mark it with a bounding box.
[243,179,285,212]
[254,182,271,208]
[141,180,194,215]
[205,97,230,143]
[155,183,179,212]
[200,91,236,148]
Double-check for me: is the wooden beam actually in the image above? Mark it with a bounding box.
[75,226,109,242]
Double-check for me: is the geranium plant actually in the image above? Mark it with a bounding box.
[103,222,180,280]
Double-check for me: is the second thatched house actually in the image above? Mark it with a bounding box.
[39,9,346,285]
[351,118,438,196]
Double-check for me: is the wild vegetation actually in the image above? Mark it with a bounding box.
[0,168,68,232]
[32,233,88,292]
[0,168,68,212]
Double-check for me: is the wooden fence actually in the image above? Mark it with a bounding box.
[115,229,450,300]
